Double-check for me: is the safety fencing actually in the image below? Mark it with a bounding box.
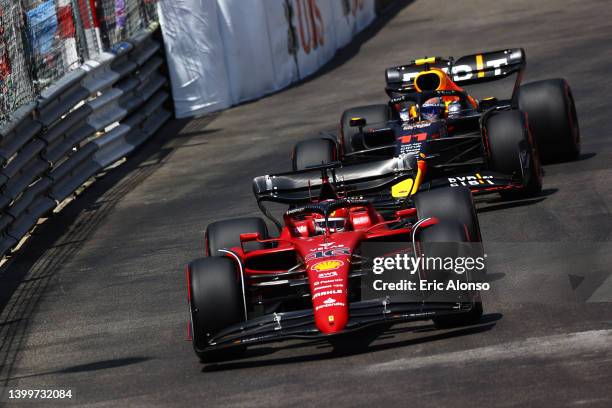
[0,23,170,258]
[0,0,159,126]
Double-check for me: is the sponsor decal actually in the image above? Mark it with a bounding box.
[312,289,343,300]
[402,122,432,130]
[314,279,342,286]
[400,143,421,155]
[306,248,350,261]
[351,215,370,226]
[317,271,339,278]
[400,56,509,83]
[293,0,324,55]
[313,282,344,291]
[311,260,344,272]
[315,278,343,286]
[315,297,346,311]
[448,174,494,187]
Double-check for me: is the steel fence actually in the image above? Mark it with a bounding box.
[0,24,170,258]
[0,1,37,124]
[0,0,159,126]
[95,0,158,49]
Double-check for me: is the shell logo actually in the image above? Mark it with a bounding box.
[311,260,344,272]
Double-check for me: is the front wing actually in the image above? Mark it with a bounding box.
[195,298,478,353]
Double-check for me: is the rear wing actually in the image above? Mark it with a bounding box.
[252,157,414,204]
[385,48,525,101]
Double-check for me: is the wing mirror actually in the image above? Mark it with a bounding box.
[239,232,261,242]
[349,117,366,128]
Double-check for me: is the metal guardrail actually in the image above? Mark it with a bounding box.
[0,23,171,258]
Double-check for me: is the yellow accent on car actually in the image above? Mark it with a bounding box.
[476,54,485,78]
[391,179,414,198]
[411,160,427,195]
[415,57,436,65]
[312,260,344,272]
[411,169,423,195]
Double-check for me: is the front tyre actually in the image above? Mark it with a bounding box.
[292,138,336,171]
[340,104,391,154]
[414,186,481,242]
[188,257,246,362]
[417,221,483,328]
[486,110,542,198]
[206,217,269,256]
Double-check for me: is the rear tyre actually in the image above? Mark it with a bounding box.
[413,186,481,242]
[340,104,391,154]
[188,257,246,362]
[206,217,269,256]
[417,221,483,328]
[486,110,542,199]
[292,138,336,171]
[518,78,580,163]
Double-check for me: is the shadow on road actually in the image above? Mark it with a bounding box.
[1,357,151,382]
[0,117,197,386]
[476,188,558,214]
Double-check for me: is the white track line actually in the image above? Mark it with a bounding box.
[363,329,612,373]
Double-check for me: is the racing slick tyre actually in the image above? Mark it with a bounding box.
[188,257,246,362]
[518,78,580,163]
[340,104,391,154]
[292,138,336,171]
[414,186,481,242]
[417,220,483,328]
[486,110,542,199]
[206,217,269,256]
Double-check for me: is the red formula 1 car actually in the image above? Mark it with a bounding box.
[186,159,484,362]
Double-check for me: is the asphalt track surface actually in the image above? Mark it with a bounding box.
[1,0,612,407]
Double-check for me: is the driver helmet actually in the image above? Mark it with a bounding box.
[313,217,347,234]
[447,100,462,118]
[421,97,444,121]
